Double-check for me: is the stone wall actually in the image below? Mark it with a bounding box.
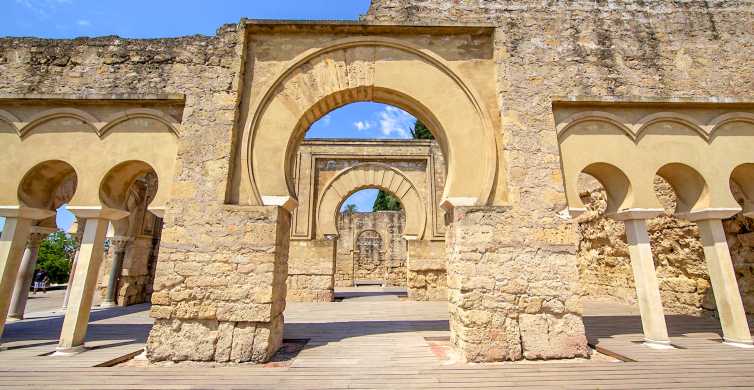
[335,211,407,287]
[407,240,447,301]
[149,205,290,362]
[0,25,267,361]
[287,239,336,302]
[446,206,588,362]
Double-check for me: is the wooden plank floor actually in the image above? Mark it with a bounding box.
[1,290,753,389]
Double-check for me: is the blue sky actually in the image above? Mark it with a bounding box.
[3,0,372,38]
[307,102,418,212]
[0,1,417,232]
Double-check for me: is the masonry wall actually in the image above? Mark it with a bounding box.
[0,25,292,362]
[335,211,407,287]
[367,0,754,298]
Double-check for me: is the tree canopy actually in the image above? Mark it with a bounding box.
[410,120,434,139]
[36,231,75,284]
[372,190,402,211]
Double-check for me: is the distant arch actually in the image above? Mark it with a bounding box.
[318,163,425,239]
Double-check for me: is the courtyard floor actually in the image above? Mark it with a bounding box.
[0,288,753,389]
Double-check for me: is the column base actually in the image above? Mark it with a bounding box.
[53,345,87,356]
[643,339,675,350]
[99,301,117,308]
[0,344,6,351]
[7,314,22,321]
[723,338,754,349]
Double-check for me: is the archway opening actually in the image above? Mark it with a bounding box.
[575,169,639,311]
[96,161,163,308]
[16,160,79,287]
[286,100,447,305]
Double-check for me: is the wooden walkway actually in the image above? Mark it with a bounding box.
[0,291,753,389]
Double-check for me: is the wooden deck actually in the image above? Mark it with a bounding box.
[1,290,753,389]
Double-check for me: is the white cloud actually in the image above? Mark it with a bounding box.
[15,0,74,20]
[353,120,374,131]
[377,106,415,138]
[76,19,91,27]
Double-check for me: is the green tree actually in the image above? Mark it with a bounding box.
[342,204,358,214]
[373,189,402,211]
[36,231,75,284]
[410,119,434,140]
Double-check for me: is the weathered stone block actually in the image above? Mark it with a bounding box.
[446,206,587,362]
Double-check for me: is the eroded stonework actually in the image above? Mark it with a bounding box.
[447,206,588,362]
[335,211,406,287]
[1,0,752,365]
[578,179,754,316]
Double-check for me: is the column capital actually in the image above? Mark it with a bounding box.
[110,235,133,252]
[27,227,56,248]
[67,206,129,221]
[679,207,741,222]
[610,208,664,221]
[0,206,55,220]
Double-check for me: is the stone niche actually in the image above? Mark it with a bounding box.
[336,211,407,287]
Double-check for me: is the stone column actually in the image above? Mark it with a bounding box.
[100,236,131,308]
[286,238,336,302]
[696,218,753,347]
[56,208,127,355]
[621,217,672,349]
[61,219,85,310]
[0,207,54,348]
[8,228,55,319]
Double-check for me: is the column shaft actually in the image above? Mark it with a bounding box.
[61,220,85,310]
[623,218,671,346]
[57,218,109,352]
[60,251,79,310]
[8,242,41,319]
[697,219,753,345]
[102,247,127,307]
[0,218,33,342]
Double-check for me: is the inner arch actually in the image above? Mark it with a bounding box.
[317,163,426,240]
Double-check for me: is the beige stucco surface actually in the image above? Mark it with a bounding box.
[231,25,505,209]
[0,100,181,213]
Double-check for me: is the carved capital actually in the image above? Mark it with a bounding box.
[27,226,57,249]
[110,235,133,253]
[26,233,47,249]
